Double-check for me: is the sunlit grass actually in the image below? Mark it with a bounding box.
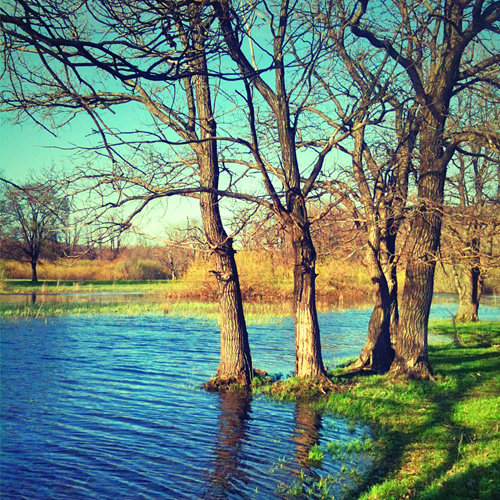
[258,321,500,499]
[0,299,300,324]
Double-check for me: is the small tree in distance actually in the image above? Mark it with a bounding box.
[0,181,69,282]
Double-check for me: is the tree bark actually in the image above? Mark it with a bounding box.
[197,134,253,389]
[391,121,445,379]
[348,229,394,373]
[290,215,326,379]
[191,16,252,387]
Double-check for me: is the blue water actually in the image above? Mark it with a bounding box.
[1,299,498,499]
[0,312,372,500]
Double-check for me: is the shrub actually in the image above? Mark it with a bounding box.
[112,258,170,280]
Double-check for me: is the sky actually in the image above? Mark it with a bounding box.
[0,111,202,239]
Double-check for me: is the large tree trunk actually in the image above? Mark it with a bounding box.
[192,25,252,388]
[291,218,326,379]
[391,123,445,379]
[348,229,394,373]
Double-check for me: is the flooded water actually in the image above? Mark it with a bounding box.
[0,312,371,500]
[1,298,498,499]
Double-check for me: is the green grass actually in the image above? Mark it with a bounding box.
[0,279,178,293]
[429,319,500,347]
[256,321,500,499]
[308,443,326,466]
[0,298,297,324]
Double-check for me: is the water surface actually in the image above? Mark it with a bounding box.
[1,313,372,499]
[1,298,498,499]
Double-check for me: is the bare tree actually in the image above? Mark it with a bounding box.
[213,0,342,378]
[0,180,69,282]
[444,146,499,321]
[346,0,500,378]
[305,0,419,372]
[0,0,253,387]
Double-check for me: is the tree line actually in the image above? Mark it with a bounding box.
[1,0,499,386]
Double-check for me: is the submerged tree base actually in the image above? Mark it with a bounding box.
[204,368,269,392]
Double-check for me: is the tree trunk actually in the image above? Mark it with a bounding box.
[198,148,253,389]
[208,235,253,386]
[455,265,481,322]
[291,219,326,379]
[192,30,253,388]
[391,123,445,379]
[384,232,400,345]
[348,229,394,373]
[31,260,38,283]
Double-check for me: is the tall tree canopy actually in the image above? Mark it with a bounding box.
[1,0,499,382]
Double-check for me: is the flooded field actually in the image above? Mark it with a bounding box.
[1,297,498,498]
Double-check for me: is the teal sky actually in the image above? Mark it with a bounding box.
[0,113,201,239]
[1,118,69,182]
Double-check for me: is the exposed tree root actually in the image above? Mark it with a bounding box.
[204,368,269,392]
[259,375,351,400]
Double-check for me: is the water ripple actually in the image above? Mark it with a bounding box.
[3,300,495,498]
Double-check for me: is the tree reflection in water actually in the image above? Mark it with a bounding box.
[205,391,252,498]
[292,402,323,470]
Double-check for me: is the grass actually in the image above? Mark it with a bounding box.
[0,278,182,294]
[254,320,500,499]
[429,319,500,347]
[0,297,305,324]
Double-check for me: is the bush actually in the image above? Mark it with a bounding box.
[114,258,170,280]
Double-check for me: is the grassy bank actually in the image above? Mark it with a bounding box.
[0,252,373,303]
[254,321,500,499]
[0,296,368,323]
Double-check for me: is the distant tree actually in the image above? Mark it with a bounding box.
[0,181,69,282]
[443,146,499,322]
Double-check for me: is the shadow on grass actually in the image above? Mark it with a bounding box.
[418,458,500,499]
[333,341,499,499]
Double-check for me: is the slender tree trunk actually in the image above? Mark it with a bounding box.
[31,259,38,283]
[391,123,445,379]
[291,218,326,379]
[192,32,252,387]
[348,228,394,373]
[385,232,400,345]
